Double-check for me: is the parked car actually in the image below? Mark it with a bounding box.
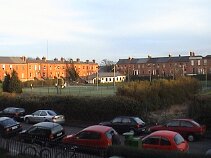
[24,110,65,124]
[19,122,65,146]
[0,117,22,137]
[62,125,121,149]
[148,119,206,142]
[99,116,146,135]
[0,107,25,121]
[142,130,189,152]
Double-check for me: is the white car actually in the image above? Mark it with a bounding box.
[24,110,65,124]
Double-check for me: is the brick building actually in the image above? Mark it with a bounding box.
[0,56,98,82]
[116,52,211,78]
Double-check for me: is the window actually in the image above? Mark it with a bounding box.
[198,60,201,66]
[174,134,185,145]
[2,64,5,70]
[204,59,207,65]
[40,111,47,116]
[160,137,171,146]
[191,60,194,66]
[35,65,37,70]
[122,118,131,123]
[33,111,41,116]
[142,137,160,145]
[166,120,180,127]
[112,117,122,123]
[10,65,12,69]
[181,121,193,127]
[76,131,101,140]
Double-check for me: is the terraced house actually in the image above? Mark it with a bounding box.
[116,52,211,78]
[0,56,98,81]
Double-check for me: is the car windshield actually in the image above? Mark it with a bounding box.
[174,134,185,145]
[134,117,145,124]
[47,110,57,116]
[0,119,17,127]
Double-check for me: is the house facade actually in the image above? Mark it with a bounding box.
[116,52,211,78]
[0,56,98,82]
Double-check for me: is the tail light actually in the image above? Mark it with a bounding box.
[136,124,140,128]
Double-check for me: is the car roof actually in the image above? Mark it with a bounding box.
[0,117,12,121]
[82,125,112,133]
[147,130,178,139]
[115,116,140,119]
[4,107,24,110]
[172,118,194,122]
[33,122,60,128]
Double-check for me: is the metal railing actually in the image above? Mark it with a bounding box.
[0,137,107,158]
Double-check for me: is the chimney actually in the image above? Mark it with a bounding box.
[42,56,46,61]
[92,59,95,63]
[70,59,73,63]
[148,55,151,58]
[193,52,195,56]
[169,54,172,57]
[190,52,193,56]
[61,57,65,62]
[21,56,26,62]
[86,60,89,63]
[36,57,40,60]
[54,58,58,61]
[76,58,80,63]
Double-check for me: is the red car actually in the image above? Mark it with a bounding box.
[62,125,121,149]
[148,119,206,142]
[142,130,189,152]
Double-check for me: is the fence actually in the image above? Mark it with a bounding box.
[0,137,107,158]
[22,85,116,97]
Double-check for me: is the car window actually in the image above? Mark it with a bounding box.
[0,118,17,126]
[76,131,101,140]
[122,118,131,123]
[16,108,25,113]
[3,108,10,113]
[28,127,39,134]
[8,108,16,113]
[181,121,194,127]
[52,125,63,134]
[160,137,171,146]
[134,117,145,124]
[112,117,122,123]
[40,111,47,116]
[33,110,41,116]
[47,110,57,116]
[142,137,160,145]
[174,134,185,145]
[166,120,180,127]
[191,120,200,127]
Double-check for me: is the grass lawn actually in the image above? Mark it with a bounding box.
[22,85,116,97]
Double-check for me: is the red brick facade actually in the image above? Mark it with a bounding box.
[116,53,211,78]
[0,56,98,81]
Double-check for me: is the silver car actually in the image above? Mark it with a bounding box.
[24,110,65,124]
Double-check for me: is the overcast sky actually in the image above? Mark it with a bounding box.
[0,0,211,63]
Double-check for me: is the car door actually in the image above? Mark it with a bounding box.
[31,110,41,123]
[39,111,48,122]
[121,117,132,133]
[159,137,172,151]
[111,117,122,134]
[142,136,160,150]
[166,120,180,133]
[180,120,194,137]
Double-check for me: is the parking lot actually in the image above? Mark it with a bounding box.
[21,122,211,155]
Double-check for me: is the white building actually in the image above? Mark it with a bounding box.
[87,72,126,84]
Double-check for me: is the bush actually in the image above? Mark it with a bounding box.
[116,77,201,111]
[0,95,147,123]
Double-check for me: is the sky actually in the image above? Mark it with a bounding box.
[0,0,211,63]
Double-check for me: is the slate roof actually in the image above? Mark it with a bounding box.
[0,57,26,64]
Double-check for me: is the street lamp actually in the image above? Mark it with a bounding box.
[113,64,116,87]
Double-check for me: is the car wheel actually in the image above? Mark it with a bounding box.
[187,134,195,142]
[25,118,30,124]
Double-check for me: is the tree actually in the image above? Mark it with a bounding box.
[8,70,22,93]
[100,59,116,72]
[67,67,79,82]
[2,73,10,92]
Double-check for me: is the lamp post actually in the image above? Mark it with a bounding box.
[113,64,116,87]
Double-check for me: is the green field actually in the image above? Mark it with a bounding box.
[23,85,116,96]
